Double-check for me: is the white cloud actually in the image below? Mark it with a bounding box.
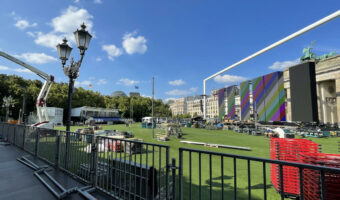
[169,79,185,86]
[102,45,123,60]
[214,74,247,83]
[0,65,33,74]
[15,53,57,64]
[34,32,66,50]
[33,6,93,50]
[26,31,36,37]
[75,80,91,87]
[122,32,147,54]
[117,78,140,86]
[268,58,300,70]
[12,12,38,30]
[97,79,107,85]
[74,0,80,3]
[96,57,102,62]
[165,89,190,96]
[14,68,32,73]
[0,65,10,70]
[165,87,199,96]
[51,6,93,34]
[94,0,102,4]
[189,87,198,93]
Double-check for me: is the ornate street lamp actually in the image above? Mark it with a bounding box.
[2,96,15,122]
[56,23,92,132]
[56,23,91,170]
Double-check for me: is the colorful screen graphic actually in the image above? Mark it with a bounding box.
[240,81,250,121]
[263,72,286,121]
[252,75,266,121]
[252,72,286,122]
[226,85,237,120]
[217,88,226,120]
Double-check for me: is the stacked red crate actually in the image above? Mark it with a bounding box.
[270,138,319,196]
[300,152,340,200]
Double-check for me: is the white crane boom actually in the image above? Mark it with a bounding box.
[0,51,54,126]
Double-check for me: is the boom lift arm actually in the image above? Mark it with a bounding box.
[0,51,54,125]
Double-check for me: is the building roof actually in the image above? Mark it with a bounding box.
[112,90,127,97]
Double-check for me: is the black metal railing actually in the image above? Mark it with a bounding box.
[178,147,340,200]
[0,122,172,200]
[1,122,340,200]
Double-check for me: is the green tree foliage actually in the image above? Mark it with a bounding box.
[0,74,172,121]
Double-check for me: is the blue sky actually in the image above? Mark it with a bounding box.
[0,0,340,102]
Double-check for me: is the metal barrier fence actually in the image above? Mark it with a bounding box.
[94,136,170,200]
[2,122,340,200]
[178,147,340,200]
[0,122,172,200]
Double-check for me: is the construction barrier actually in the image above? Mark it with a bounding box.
[270,138,319,196]
[300,152,340,200]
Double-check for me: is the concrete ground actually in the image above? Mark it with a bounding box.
[0,142,113,200]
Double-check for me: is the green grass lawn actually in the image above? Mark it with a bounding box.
[54,124,340,199]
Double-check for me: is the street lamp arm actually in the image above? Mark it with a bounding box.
[63,54,85,79]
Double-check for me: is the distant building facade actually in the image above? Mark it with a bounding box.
[169,90,220,118]
[169,98,186,116]
[129,92,140,97]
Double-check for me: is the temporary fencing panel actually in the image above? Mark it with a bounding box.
[270,138,319,196]
[300,152,340,200]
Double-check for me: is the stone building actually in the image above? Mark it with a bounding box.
[169,98,186,116]
[169,91,220,118]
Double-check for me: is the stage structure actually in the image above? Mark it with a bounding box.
[226,85,238,120]
[203,10,340,119]
[240,81,251,121]
[217,88,227,120]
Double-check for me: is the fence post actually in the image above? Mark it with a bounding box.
[34,128,40,156]
[166,147,170,199]
[22,126,26,150]
[172,158,176,200]
[179,150,183,200]
[90,135,98,187]
[64,131,70,170]
[55,131,61,169]
[13,125,17,146]
[6,124,10,142]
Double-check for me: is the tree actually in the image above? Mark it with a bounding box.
[0,74,172,122]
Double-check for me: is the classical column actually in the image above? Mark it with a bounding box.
[320,83,327,123]
[336,78,340,124]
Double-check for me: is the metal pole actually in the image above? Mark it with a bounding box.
[152,77,154,138]
[65,77,74,170]
[22,93,26,124]
[203,81,207,119]
[5,106,9,122]
[66,78,74,132]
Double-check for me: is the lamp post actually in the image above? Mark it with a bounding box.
[56,23,91,170]
[56,23,92,132]
[2,96,15,122]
